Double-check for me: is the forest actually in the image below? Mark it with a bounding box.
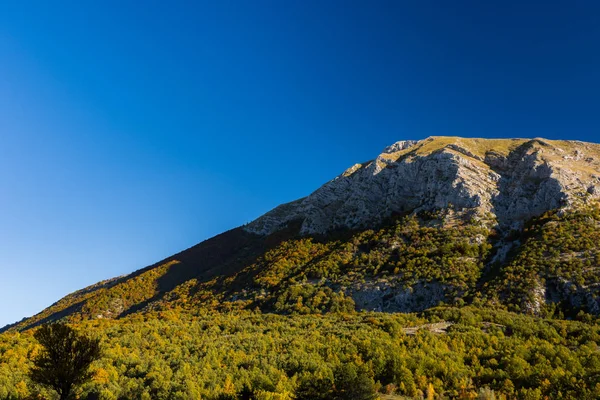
[2,306,600,399]
[2,205,600,399]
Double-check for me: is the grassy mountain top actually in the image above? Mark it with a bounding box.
[378,136,600,163]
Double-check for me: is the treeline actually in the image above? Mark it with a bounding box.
[2,306,600,399]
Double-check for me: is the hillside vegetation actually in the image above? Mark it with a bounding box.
[6,204,600,333]
[2,206,600,399]
[2,307,600,399]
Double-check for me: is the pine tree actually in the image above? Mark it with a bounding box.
[29,323,101,400]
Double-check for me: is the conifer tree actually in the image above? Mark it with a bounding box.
[29,323,101,400]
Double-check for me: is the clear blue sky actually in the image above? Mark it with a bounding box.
[1,1,599,327]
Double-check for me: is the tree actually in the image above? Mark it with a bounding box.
[294,371,334,400]
[29,322,101,400]
[331,364,377,400]
[237,383,255,400]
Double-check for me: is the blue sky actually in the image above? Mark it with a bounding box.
[1,1,599,327]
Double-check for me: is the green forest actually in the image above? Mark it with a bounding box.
[2,307,600,399]
[2,205,600,399]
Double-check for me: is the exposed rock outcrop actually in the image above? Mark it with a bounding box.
[246,137,600,235]
[347,279,448,313]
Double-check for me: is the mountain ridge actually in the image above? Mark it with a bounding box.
[246,136,600,235]
[5,136,600,332]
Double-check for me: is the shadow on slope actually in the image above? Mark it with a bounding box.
[11,221,307,331]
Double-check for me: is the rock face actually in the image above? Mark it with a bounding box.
[347,279,447,313]
[245,137,600,235]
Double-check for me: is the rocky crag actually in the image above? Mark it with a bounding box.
[246,137,600,235]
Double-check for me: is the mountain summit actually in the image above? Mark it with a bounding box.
[5,136,600,331]
[247,136,600,235]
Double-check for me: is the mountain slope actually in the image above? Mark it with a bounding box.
[5,136,600,331]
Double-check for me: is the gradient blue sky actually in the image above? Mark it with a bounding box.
[1,1,599,327]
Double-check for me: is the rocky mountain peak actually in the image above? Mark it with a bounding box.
[245,136,600,235]
[382,140,419,154]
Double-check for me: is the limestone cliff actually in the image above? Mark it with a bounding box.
[245,137,600,235]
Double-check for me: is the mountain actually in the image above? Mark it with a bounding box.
[5,136,600,332]
[247,136,600,235]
